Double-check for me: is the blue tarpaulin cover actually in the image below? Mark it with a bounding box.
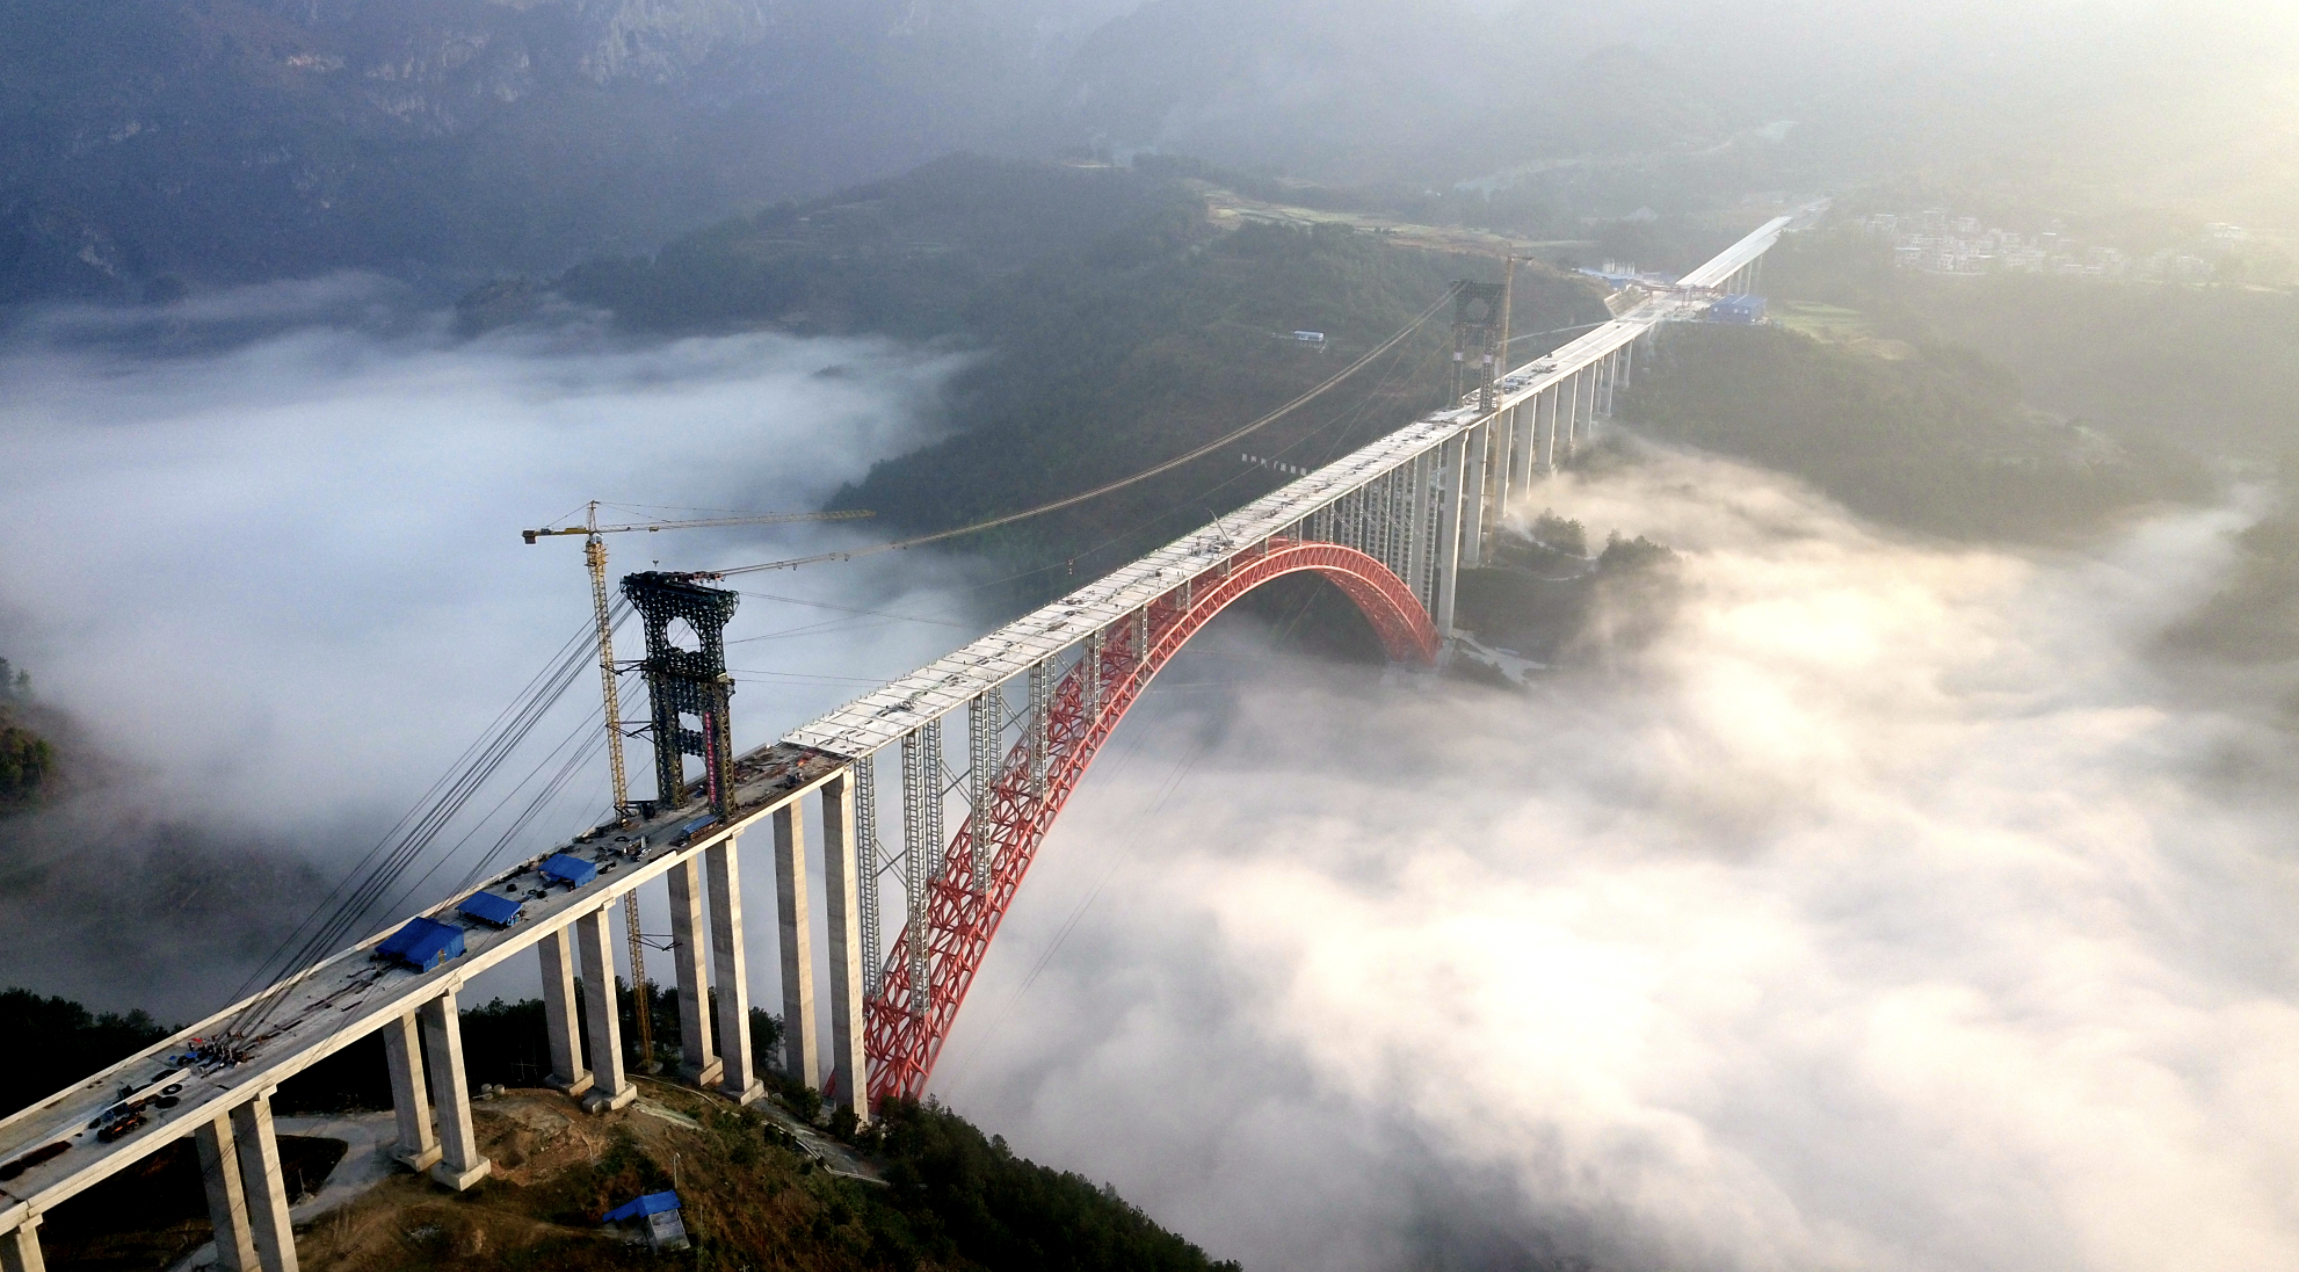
[603,1191,682,1223]
[541,853,599,886]
[377,916,465,970]
[456,891,523,927]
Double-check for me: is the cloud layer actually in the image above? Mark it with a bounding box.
[0,284,977,1012]
[10,289,2299,1271]
[934,449,2299,1271]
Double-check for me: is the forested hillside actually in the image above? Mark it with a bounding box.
[1765,226,2299,464]
[553,155,1610,585]
[0,659,56,809]
[0,0,1119,303]
[7,987,1237,1272]
[1619,323,2209,542]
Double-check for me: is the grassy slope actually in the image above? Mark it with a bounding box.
[12,990,1235,1272]
[288,1088,1235,1272]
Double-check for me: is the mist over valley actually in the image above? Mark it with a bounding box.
[5,3,2299,1270]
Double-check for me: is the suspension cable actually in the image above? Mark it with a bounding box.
[224,604,621,1037]
[705,290,1455,578]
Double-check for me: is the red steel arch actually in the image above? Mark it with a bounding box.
[861,539,1440,1103]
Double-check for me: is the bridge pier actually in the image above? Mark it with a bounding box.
[967,695,997,895]
[1433,432,1465,635]
[1561,371,1580,461]
[575,905,637,1112]
[1459,422,1487,567]
[775,804,821,1089]
[537,925,592,1096]
[1511,399,1535,499]
[1405,450,1433,609]
[1490,407,1516,522]
[229,1094,298,1272]
[1487,423,1505,541]
[821,771,871,1119]
[1536,386,1555,471]
[419,989,491,1190]
[1575,365,1593,447]
[666,857,721,1088]
[708,836,765,1104]
[0,1215,42,1272]
[1385,469,1410,585]
[1552,379,1568,462]
[195,1113,258,1272]
[1027,659,1052,795]
[380,1010,441,1170]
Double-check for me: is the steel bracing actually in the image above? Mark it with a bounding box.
[782,207,1830,1104]
[0,207,1821,1272]
[861,540,1440,1100]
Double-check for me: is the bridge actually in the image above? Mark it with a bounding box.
[0,208,1816,1272]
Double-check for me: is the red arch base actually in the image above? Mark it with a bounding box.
[861,539,1440,1104]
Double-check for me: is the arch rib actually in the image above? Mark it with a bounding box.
[863,540,1438,1103]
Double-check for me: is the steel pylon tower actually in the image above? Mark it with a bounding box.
[1449,261,1514,411]
[523,501,872,1073]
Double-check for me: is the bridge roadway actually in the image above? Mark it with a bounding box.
[0,206,1818,1272]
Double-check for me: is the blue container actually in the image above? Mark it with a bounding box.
[541,853,599,887]
[456,890,524,927]
[604,1191,690,1252]
[603,1191,682,1223]
[377,917,465,970]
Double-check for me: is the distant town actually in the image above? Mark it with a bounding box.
[1859,209,2242,284]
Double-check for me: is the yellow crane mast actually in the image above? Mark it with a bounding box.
[523,501,873,1071]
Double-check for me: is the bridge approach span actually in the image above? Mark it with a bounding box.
[0,207,1819,1272]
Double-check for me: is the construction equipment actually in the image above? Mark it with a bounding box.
[523,501,872,1071]
[1449,256,1515,411]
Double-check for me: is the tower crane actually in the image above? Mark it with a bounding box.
[523,501,873,1071]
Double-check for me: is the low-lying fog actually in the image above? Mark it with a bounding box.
[937,451,2299,1272]
[9,285,2299,1271]
[0,279,979,1010]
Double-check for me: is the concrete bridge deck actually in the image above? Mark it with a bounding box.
[0,203,1823,1272]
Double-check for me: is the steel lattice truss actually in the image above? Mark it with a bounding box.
[622,571,742,813]
[863,540,1439,1101]
[0,210,1828,1269]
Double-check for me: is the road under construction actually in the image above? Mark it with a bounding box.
[0,205,1822,1272]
